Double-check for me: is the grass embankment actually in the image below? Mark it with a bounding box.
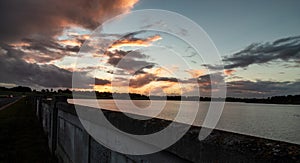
[0,97,55,163]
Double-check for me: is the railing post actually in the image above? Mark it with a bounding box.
[50,96,67,154]
[36,96,42,122]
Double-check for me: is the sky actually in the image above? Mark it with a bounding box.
[0,0,299,97]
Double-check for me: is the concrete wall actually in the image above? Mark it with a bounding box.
[35,96,187,163]
[34,96,300,163]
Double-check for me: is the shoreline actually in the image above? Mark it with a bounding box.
[67,96,300,105]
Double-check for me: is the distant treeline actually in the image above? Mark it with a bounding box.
[0,86,299,104]
[0,86,32,92]
[202,96,300,105]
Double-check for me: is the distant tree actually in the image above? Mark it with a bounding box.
[10,86,32,92]
[0,87,9,91]
[62,89,72,94]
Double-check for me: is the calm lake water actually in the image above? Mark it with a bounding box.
[69,99,300,144]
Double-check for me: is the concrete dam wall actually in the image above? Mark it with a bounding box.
[33,96,299,163]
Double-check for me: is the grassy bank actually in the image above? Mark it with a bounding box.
[0,97,56,163]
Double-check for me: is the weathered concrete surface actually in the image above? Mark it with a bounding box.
[35,96,300,163]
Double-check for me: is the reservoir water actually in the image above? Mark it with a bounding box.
[69,99,300,144]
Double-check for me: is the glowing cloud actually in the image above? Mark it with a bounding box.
[1,0,140,42]
[224,69,236,75]
[59,40,82,47]
[108,35,162,51]
[185,69,205,78]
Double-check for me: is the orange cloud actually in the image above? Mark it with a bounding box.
[224,69,236,75]
[186,69,205,78]
[108,35,162,51]
[9,42,30,47]
[94,85,112,92]
[118,0,139,11]
[129,81,182,96]
[59,39,82,47]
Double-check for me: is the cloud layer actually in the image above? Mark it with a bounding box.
[0,0,138,88]
[226,80,300,97]
[108,34,162,51]
[0,0,138,42]
[223,36,300,69]
[0,0,298,98]
[0,44,110,88]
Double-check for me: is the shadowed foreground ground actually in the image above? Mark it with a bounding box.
[0,97,56,163]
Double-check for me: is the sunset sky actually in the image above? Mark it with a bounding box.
[0,0,299,97]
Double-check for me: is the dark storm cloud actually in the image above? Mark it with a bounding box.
[195,73,226,95]
[129,73,157,88]
[0,0,138,42]
[128,71,218,89]
[95,78,111,85]
[108,57,152,72]
[201,64,224,70]
[195,72,299,97]
[0,45,110,88]
[104,50,154,73]
[0,0,137,89]
[203,36,300,70]
[120,31,147,39]
[226,80,300,97]
[189,72,300,97]
[0,53,72,88]
[134,64,156,75]
[105,50,147,60]
[23,37,80,53]
[156,77,178,83]
[127,72,179,88]
[223,35,300,69]
[18,36,80,63]
[198,73,224,84]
